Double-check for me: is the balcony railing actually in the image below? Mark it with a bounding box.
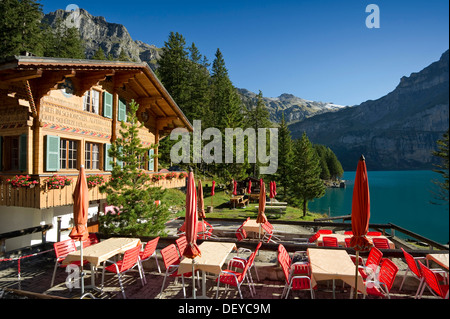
[0,172,186,209]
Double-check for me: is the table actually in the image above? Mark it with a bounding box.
[426,253,449,270]
[63,237,141,290]
[230,195,248,208]
[178,241,237,298]
[307,248,366,298]
[317,234,395,249]
[243,219,265,236]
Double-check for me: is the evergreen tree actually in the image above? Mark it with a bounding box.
[118,49,130,61]
[275,112,294,200]
[43,18,84,59]
[91,47,106,60]
[99,100,170,236]
[325,147,344,180]
[0,0,45,57]
[290,132,325,217]
[246,90,272,176]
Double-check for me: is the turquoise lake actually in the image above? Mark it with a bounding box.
[308,170,449,245]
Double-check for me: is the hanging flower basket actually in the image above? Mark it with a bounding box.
[165,172,178,180]
[6,175,39,188]
[46,174,72,190]
[152,174,165,182]
[178,172,187,179]
[86,174,106,188]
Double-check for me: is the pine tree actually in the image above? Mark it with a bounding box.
[290,132,325,217]
[91,47,106,60]
[275,112,294,200]
[99,100,170,236]
[118,49,130,61]
[43,18,84,59]
[0,0,45,57]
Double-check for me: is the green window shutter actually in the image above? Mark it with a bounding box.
[104,143,113,171]
[103,91,113,119]
[19,134,27,171]
[118,98,127,122]
[148,149,154,171]
[46,135,60,171]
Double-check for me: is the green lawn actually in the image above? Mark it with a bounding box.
[163,187,325,221]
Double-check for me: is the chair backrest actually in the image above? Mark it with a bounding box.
[235,224,247,241]
[82,233,99,248]
[317,229,332,234]
[175,235,187,257]
[308,232,321,243]
[366,247,383,268]
[378,258,398,292]
[54,239,77,259]
[418,261,447,298]
[160,244,181,268]
[401,248,421,278]
[119,244,142,273]
[291,261,310,276]
[367,231,382,236]
[261,222,273,234]
[372,237,390,249]
[277,244,292,272]
[322,236,339,247]
[344,231,353,235]
[141,237,160,259]
[344,237,352,248]
[254,241,263,254]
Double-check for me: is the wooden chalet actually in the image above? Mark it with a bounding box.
[0,55,192,251]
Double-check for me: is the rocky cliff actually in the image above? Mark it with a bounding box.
[42,9,161,69]
[289,50,449,170]
[238,88,346,123]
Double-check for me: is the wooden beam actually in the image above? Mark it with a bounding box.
[0,69,43,82]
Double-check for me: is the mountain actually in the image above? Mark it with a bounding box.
[289,50,449,171]
[42,9,161,69]
[238,88,346,123]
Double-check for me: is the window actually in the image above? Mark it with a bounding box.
[83,89,100,114]
[60,139,78,169]
[85,142,100,169]
[1,135,27,171]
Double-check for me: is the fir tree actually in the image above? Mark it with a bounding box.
[99,100,170,236]
[290,132,325,217]
[0,0,45,57]
[91,47,106,60]
[118,49,130,61]
[275,112,294,200]
[43,18,84,59]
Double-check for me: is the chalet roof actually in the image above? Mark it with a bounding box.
[0,55,192,133]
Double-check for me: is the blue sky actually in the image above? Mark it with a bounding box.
[40,0,449,106]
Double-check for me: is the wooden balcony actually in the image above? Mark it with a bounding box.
[0,172,186,209]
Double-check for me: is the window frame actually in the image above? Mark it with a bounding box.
[60,139,78,170]
[85,142,100,170]
[83,89,101,115]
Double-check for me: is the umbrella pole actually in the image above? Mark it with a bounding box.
[80,240,85,295]
[353,250,359,299]
[192,259,196,299]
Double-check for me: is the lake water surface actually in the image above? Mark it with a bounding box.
[308,170,449,244]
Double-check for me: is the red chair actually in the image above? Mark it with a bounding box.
[344,237,352,248]
[317,229,333,234]
[399,248,427,297]
[322,236,339,247]
[139,237,161,281]
[159,244,196,299]
[363,258,399,299]
[228,242,262,283]
[100,244,145,299]
[216,249,257,298]
[51,238,88,288]
[358,246,383,280]
[82,233,99,248]
[278,245,314,299]
[175,235,187,258]
[417,261,449,299]
[372,237,390,249]
[235,218,250,241]
[197,221,215,239]
[367,231,382,236]
[344,231,353,235]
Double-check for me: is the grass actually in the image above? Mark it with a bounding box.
[163,186,325,222]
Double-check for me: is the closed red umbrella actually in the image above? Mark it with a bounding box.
[349,155,372,298]
[184,170,201,259]
[210,180,215,207]
[273,181,277,196]
[269,181,274,199]
[197,180,206,235]
[233,179,237,196]
[248,180,252,194]
[256,181,268,224]
[70,165,89,295]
